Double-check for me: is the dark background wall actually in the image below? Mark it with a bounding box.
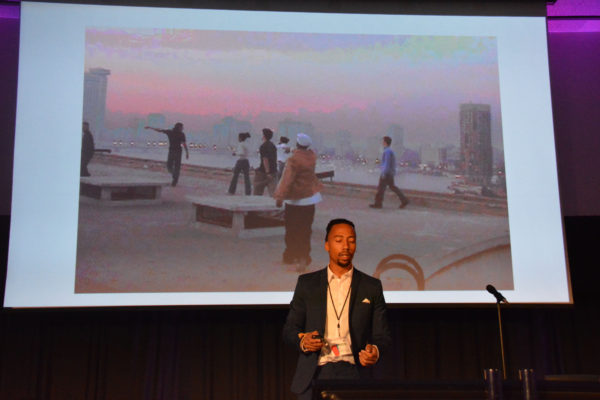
[1,1,599,399]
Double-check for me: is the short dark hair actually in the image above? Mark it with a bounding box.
[262,128,273,141]
[325,218,356,242]
[279,136,289,144]
[174,122,183,130]
[383,136,392,146]
[238,132,250,142]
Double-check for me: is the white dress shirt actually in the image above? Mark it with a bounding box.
[318,266,355,366]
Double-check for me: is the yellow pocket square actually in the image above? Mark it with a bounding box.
[362,298,370,304]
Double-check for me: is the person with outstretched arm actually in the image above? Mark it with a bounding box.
[145,122,189,186]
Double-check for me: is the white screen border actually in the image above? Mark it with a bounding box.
[5,2,571,307]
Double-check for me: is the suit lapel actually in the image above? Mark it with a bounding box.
[349,268,361,320]
[348,268,361,356]
[318,268,328,333]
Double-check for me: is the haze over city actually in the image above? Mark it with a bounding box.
[85,28,504,150]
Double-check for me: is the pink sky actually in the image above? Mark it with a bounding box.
[86,28,503,145]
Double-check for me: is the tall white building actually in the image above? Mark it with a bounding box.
[82,68,110,141]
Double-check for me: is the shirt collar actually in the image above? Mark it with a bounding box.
[327,264,353,282]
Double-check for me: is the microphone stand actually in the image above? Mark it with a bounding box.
[495,299,507,380]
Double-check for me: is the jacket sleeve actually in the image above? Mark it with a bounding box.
[370,280,392,354]
[274,157,296,201]
[282,276,306,352]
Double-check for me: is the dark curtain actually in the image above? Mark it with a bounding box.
[2,3,600,399]
[0,216,599,400]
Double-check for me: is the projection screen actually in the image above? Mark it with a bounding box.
[4,1,571,306]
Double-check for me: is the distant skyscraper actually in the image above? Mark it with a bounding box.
[137,113,167,141]
[335,130,353,158]
[213,117,252,147]
[420,144,441,167]
[147,113,167,128]
[82,68,110,141]
[277,119,314,136]
[459,103,492,185]
[387,124,404,148]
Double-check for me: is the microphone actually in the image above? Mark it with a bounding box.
[486,284,508,303]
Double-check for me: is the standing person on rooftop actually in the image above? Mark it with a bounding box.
[254,128,278,196]
[228,132,252,195]
[274,133,323,270]
[145,122,189,187]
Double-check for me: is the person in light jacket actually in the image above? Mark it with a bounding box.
[274,133,323,270]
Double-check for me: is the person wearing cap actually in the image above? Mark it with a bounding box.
[276,136,291,181]
[274,133,323,270]
[254,128,278,196]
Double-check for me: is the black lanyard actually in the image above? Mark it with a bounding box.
[327,278,351,335]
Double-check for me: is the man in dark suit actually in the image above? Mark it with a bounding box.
[283,218,391,400]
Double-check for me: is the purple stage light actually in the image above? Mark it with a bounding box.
[547,0,600,33]
[547,0,600,17]
[0,3,20,20]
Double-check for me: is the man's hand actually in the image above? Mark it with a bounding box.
[300,331,324,353]
[358,344,378,366]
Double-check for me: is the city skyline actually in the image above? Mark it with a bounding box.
[85,28,504,149]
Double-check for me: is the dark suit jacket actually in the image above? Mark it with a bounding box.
[283,267,391,394]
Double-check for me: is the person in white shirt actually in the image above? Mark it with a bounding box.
[283,219,392,400]
[227,132,252,195]
[276,136,291,181]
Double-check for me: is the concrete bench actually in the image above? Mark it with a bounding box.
[316,170,334,182]
[187,195,285,238]
[80,176,171,205]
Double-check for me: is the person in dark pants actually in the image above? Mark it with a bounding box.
[282,219,392,400]
[276,135,291,181]
[283,203,317,267]
[370,136,409,209]
[81,121,95,177]
[254,128,278,196]
[228,132,252,195]
[274,133,323,270]
[145,122,189,186]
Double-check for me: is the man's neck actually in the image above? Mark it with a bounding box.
[328,263,353,278]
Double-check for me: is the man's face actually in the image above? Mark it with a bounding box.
[325,223,356,268]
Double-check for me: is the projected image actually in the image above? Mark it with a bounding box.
[76,27,511,293]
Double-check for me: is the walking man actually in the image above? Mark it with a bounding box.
[370,136,409,209]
